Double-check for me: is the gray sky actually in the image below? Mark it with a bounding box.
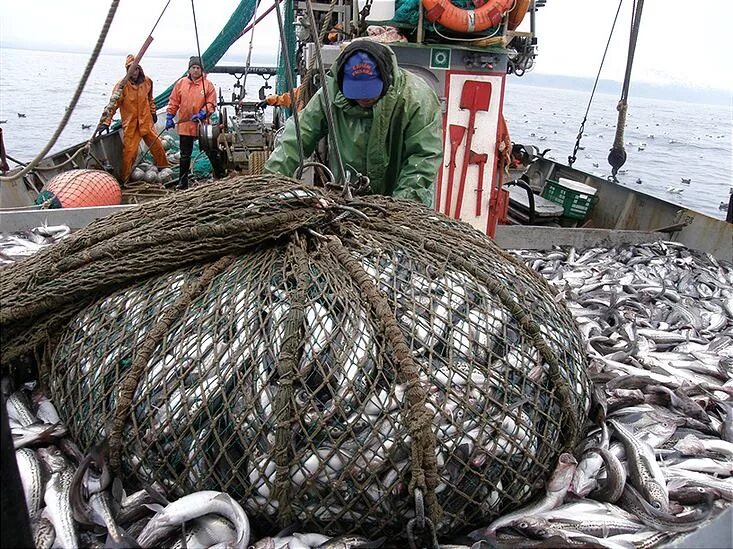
[1,0,731,90]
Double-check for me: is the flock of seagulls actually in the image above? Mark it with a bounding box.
[1,114,94,131]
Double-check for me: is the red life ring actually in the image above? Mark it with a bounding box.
[422,0,514,33]
[507,0,530,30]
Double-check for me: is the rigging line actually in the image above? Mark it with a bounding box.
[236,0,282,40]
[190,0,211,111]
[303,0,346,186]
[242,0,262,92]
[150,0,173,36]
[0,0,121,183]
[299,0,338,110]
[568,0,624,167]
[620,0,643,103]
[274,0,306,173]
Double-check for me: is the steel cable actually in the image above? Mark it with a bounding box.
[568,0,624,167]
[303,0,347,186]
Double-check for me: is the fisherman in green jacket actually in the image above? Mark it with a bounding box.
[264,40,442,207]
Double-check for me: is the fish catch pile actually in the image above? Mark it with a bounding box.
[0,230,733,549]
[0,175,589,544]
[1,201,731,548]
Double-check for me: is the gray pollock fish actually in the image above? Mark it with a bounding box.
[618,484,712,533]
[38,446,79,549]
[31,516,55,549]
[608,419,670,512]
[469,453,577,537]
[136,491,249,548]
[586,447,626,503]
[15,447,44,519]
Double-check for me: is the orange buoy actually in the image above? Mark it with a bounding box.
[507,0,530,30]
[421,0,514,33]
[42,169,122,208]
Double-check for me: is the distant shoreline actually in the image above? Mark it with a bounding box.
[2,44,731,106]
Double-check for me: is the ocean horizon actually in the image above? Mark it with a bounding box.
[0,47,730,220]
[1,44,730,106]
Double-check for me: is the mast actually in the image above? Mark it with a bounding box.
[608,0,645,177]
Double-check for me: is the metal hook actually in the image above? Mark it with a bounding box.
[406,517,439,549]
[414,487,425,530]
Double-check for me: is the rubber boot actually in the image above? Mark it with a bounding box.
[208,150,226,179]
[177,156,190,190]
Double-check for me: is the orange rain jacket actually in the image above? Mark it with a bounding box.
[101,66,168,181]
[166,75,217,137]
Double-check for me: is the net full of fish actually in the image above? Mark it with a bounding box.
[0,175,591,541]
[3,227,733,548]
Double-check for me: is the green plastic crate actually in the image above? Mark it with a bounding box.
[541,179,598,220]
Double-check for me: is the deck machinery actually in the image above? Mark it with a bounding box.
[284,0,541,237]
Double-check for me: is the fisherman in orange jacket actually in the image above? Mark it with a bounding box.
[96,54,168,182]
[165,56,225,190]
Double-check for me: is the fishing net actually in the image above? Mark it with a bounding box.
[0,175,590,540]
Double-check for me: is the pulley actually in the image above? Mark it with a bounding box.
[608,146,627,176]
[197,122,220,153]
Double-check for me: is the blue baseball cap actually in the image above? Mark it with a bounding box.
[342,51,383,100]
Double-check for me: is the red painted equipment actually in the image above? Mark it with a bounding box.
[453,80,491,219]
[469,151,489,216]
[442,124,466,215]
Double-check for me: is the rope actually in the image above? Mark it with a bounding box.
[190,0,212,112]
[241,0,262,93]
[108,255,236,470]
[272,239,308,527]
[0,0,120,182]
[303,0,347,186]
[273,0,306,172]
[299,0,339,109]
[236,0,282,40]
[31,147,89,172]
[609,0,644,175]
[567,0,623,167]
[326,236,443,527]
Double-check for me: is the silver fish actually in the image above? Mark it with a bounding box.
[37,446,78,549]
[16,447,44,519]
[469,452,577,536]
[136,491,249,549]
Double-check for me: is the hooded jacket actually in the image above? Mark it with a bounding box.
[264,41,442,206]
[101,66,157,136]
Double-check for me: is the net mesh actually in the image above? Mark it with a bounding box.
[0,175,590,540]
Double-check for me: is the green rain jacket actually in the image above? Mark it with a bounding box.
[264,40,443,206]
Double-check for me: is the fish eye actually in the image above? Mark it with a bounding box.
[652,501,662,509]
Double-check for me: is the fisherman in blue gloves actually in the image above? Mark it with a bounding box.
[165,56,225,190]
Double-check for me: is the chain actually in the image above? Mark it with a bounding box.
[356,0,375,35]
[568,119,586,167]
[406,488,439,549]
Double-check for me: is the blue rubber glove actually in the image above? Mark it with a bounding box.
[191,109,207,122]
[165,114,175,130]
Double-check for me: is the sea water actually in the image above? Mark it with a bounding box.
[1,48,731,220]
